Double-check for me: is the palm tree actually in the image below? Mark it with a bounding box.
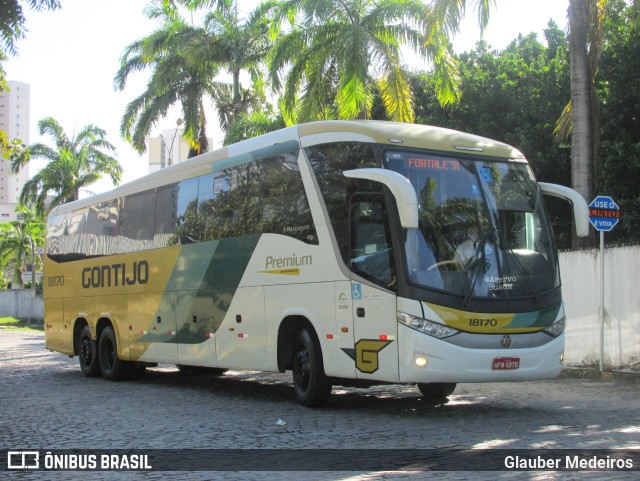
[10,117,122,215]
[115,1,277,156]
[421,0,496,106]
[176,0,279,135]
[0,205,45,289]
[269,0,429,122]
[563,0,606,217]
[0,0,61,56]
[190,0,279,131]
[115,2,216,157]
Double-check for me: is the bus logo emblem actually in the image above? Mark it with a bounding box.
[500,335,512,348]
[342,339,392,374]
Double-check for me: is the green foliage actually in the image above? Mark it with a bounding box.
[405,24,575,246]
[402,2,640,246]
[414,28,571,176]
[269,0,428,122]
[115,0,277,155]
[0,205,45,288]
[223,110,285,146]
[10,117,122,216]
[0,316,20,324]
[114,1,213,156]
[596,0,640,243]
[0,0,60,56]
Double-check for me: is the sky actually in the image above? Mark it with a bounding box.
[4,0,570,195]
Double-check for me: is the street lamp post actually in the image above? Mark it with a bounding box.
[167,118,183,167]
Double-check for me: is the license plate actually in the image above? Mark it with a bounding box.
[492,357,520,370]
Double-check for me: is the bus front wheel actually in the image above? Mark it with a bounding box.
[78,325,101,377]
[417,382,456,400]
[98,326,131,381]
[292,328,332,407]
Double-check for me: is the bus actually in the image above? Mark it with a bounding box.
[43,120,589,407]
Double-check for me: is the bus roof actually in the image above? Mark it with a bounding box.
[298,120,524,159]
[48,120,525,217]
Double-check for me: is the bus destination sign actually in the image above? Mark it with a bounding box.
[589,195,620,232]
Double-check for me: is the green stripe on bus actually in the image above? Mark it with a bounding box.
[211,140,300,172]
[506,303,562,329]
[153,235,261,344]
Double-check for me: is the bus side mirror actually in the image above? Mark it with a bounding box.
[343,168,419,229]
[539,182,590,237]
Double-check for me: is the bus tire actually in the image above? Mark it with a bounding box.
[78,325,101,377]
[292,328,332,407]
[417,382,456,400]
[98,326,131,381]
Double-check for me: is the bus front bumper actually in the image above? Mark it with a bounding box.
[398,324,564,383]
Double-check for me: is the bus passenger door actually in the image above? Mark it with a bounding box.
[351,284,399,382]
[349,194,400,382]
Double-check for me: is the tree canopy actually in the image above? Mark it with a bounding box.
[0,205,44,288]
[269,0,428,122]
[0,0,60,56]
[11,117,122,215]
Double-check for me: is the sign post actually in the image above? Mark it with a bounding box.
[588,196,620,373]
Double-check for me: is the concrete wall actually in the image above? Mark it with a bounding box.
[560,244,640,369]
[0,289,44,322]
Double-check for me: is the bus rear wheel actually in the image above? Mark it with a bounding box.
[78,325,101,377]
[98,326,131,381]
[292,328,332,407]
[417,382,456,400]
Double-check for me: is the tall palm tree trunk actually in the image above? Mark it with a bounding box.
[569,0,595,246]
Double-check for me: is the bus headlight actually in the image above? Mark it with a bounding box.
[397,312,459,339]
[543,316,566,337]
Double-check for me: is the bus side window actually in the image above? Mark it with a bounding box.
[349,194,395,289]
[120,189,156,245]
[154,184,178,248]
[175,177,200,244]
[259,155,318,244]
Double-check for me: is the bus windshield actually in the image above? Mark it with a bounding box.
[383,150,559,301]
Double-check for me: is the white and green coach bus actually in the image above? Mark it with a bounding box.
[44,120,589,406]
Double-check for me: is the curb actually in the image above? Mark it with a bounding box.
[560,367,640,383]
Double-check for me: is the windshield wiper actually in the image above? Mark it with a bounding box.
[504,244,544,309]
[460,238,486,307]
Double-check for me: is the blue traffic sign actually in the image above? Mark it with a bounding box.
[589,196,620,232]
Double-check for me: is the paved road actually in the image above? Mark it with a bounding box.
[1,329,638,480]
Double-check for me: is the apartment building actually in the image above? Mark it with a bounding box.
[0,80,30,222]
[148,126,213,173]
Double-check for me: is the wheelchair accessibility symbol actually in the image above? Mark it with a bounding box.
[351,283,362,300]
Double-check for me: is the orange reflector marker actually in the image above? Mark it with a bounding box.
[341,327,349,333]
